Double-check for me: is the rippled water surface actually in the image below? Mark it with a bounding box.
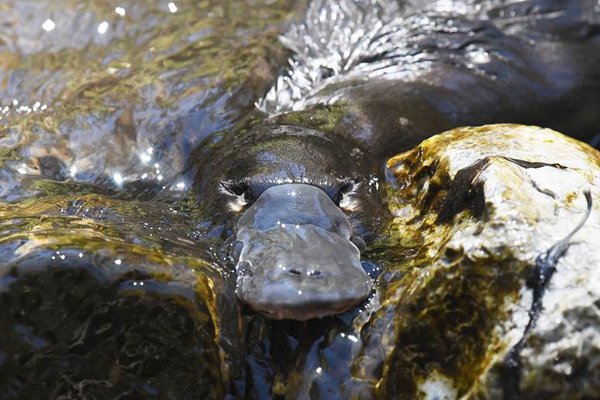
[0,0,302,201]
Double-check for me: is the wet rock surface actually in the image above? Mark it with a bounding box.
[0,193,236,399]
[377,124,600,399]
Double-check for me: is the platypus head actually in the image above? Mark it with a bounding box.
[193,124,384,320]
[234,183,372,320]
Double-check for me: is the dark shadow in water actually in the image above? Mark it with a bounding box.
[0,251,224,400]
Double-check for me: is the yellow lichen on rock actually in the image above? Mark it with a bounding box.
[363,124,600,399]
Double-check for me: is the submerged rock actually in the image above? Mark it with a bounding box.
[0,194,235,399]
[366,124,600,399]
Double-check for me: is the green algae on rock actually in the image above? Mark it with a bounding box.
[356,124,600,399]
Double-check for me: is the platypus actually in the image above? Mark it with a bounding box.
[192,0,600,320]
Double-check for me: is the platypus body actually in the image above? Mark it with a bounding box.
[192,0,600,320]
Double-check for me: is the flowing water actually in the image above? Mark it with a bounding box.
[2,1,598,399]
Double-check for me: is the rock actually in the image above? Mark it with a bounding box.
[0,194,234,399]
[361,124,600,399]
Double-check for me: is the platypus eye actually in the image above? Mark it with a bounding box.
[221,180,254,212]
[221,180,250,198]
[332,179,358,205]
[223,180,248,196]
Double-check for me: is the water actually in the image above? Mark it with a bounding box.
[2,1,598,398]
[0,0,299,201]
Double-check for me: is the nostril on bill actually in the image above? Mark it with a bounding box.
[307,269,322,277]
[289,269,302,275]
